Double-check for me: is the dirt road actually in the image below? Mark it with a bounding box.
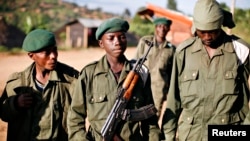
[0,47,136,141]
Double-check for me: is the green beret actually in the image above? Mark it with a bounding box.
[153,17,172,26]
[95,17,129,40]
[22,29,56,52]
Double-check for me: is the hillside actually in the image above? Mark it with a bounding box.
[0,0,249,46]
[0,0,119,33]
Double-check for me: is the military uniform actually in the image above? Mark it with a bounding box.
[67,55,161,141]
[135,35,175,117]
[162,0,250,140]
[162,32,250,141]
[0,62,79,141]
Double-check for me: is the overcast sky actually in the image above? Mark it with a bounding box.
[64,0,250,16]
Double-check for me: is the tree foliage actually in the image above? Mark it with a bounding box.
[167,0,177,11]
[0,0,249,44]
[0,0,116,34]
[232,8,250,44]
[129,15,154,37]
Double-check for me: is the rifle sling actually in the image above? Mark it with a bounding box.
[119,104,157,121]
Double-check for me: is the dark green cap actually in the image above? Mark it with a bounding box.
[22,29,56,52]
[153,17,172,26]
[95,17,129,40]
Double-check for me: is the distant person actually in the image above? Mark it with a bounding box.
[134,17,175,119]
[67,17,161,140]
[0,29,79,141]
[161,0,250,140]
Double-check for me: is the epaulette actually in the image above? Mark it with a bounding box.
[57,62,79,78]
[84,61,98,68]
[80,61,99,73]
[139,36,154,45]
[141,35,154,40]
[176,37,196,52]
[6,72,21,83]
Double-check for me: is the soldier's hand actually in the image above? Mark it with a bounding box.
[17,93,34,108]
[101,134,122,141]
[113,134,123,141]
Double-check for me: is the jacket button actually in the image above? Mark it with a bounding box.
[221,119,225,123]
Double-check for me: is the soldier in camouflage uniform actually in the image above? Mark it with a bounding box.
[134,17,175,118]
[161,0,250,141]
[67,17,161,141]
[0,29,79,141]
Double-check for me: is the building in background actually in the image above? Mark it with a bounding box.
[54,18,103,48]
[137,3,193,46]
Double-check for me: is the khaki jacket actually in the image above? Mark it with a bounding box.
[162,32,250,141]
[135,35,175,116]
[67,55,161,141]
[0,62,79,141]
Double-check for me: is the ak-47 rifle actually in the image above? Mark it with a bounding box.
[101,39,154,141]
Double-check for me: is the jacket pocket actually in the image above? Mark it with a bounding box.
[180,70,199,96]
[177,111,194,141]
[89,93,107,104]
[212,112,241,124]
[87,93,108,120]
[222,70,239,94]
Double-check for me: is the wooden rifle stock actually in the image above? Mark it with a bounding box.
[122,68,139,100]
[101,39,154,141]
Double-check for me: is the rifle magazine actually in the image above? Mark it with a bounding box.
[120,104,157,121]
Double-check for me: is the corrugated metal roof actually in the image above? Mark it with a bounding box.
[77,18,103,28]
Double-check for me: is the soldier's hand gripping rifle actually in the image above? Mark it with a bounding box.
[101,39,154,141]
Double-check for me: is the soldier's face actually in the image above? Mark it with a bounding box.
[196,29,221,47]
[28,46,58,71]
[155,24,170,39]
[98,31,127,58]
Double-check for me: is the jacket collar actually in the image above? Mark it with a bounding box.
[93,55,131,82]
[153,37,171,48]
[25,62,61,82]
[191,36,234,54]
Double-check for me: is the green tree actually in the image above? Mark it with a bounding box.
[167,0,177,11]
[232,8,250,44]
[220,2,250,44]
[129,14,154,37]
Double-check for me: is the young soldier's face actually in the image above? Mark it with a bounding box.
[98,31,127,58]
